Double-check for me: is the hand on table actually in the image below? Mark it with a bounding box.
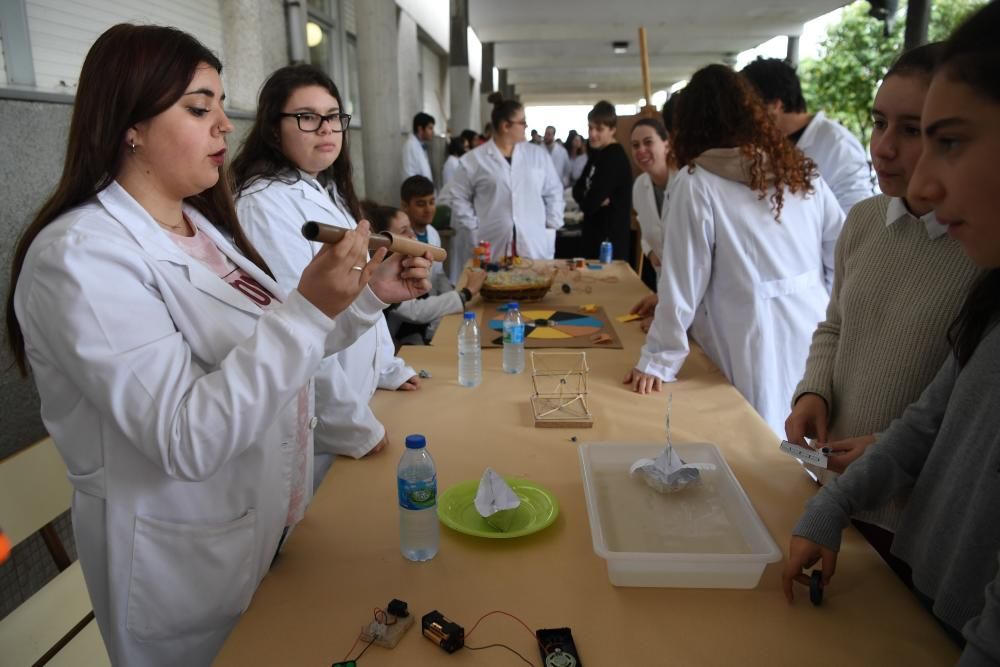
[630,294,658,318]
[785,393,829,446]
[782,536,837,603]
[365,432,390,457]
[823,434,876,473]
[623,368,662,394]
[397,375,422,391]
[640,316,653,333]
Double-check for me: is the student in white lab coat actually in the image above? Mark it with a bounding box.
[232,66,422,482]
[625,64,844,437]
[369,204,487,345]
[403,111,435,182]
[4,25,430,667]
[741,57,877,215]
[628,117,676,332]
[441,91,565,260]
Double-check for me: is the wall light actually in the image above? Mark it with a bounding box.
[306,21,324,48]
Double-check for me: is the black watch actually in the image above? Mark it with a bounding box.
[459,287,473,305]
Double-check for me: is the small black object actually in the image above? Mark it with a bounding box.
[570,436,578,442]
[422,610,464,653]
[537,627,582,666]
[809,570,824,606]
[387,598,408,618]
[561,283,572,294]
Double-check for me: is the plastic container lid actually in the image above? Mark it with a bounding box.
[463,312,476,320]
[508,302,520,310]
[405,434,427,449]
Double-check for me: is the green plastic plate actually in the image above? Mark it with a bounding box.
[437,478,559,539]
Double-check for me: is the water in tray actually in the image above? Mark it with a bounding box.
[591,463,752,555]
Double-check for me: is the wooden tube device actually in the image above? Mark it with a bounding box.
[301,221,447,263]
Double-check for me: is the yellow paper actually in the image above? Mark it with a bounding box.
[615,313,642,323]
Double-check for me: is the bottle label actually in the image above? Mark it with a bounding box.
[398,475,437,510]
[503,323,525,344]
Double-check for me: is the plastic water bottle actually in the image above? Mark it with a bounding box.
[457,312,482,387]
[398,434,439,562]
[502,302,525,374]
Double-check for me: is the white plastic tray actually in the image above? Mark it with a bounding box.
[578,442,781,588]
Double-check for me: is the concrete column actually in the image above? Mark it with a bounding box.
[786,35,800,68]
[479,41,494,132]
[498,68,511,100]
[904,0,930,51]
[448,0,471,134]
[220,0,267,111]
[357,0,402,205]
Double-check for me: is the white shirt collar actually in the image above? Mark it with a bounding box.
[885,197,947,239]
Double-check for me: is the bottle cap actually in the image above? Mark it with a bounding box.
[405,434,426,449]
[463,311,475,320]
[508,302,519,310]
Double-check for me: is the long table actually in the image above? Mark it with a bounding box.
[215,261,959,666]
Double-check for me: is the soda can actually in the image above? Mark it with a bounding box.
[599,240,613,264]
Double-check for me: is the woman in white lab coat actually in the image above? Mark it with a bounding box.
[625,64,844,437]
[4,26,429,667]
[631,117,674,276]
[441,91,565,260]
[232,66,421,482]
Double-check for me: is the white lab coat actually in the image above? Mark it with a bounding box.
[443,139,565,260]
[441,154,460,188]
[632,171,676,268]
[403,133,433,182]
[636,168,844,437]
[798,110,877,215]
[13,181,385,666]
[236,174,416,464]
[546,141,572,187]
[439,180,475,284]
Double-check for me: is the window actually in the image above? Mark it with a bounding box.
[306,0,357,123]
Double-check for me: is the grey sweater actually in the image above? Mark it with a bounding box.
[793,323,1000,663]
[793,195,981,529]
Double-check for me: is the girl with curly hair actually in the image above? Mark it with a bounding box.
[625,64,844,438]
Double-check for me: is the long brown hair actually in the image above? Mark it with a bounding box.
[5,24,272,376]
[230,65,362,223]
[671,64,816,219]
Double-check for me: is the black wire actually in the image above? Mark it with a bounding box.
[354,637,376,662]
[465,642,535,666]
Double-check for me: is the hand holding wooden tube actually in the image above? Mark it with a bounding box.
[302,221,447,263]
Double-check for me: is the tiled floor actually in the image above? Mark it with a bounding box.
[0,511,76,621]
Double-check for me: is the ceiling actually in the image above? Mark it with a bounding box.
[468,0,850,105]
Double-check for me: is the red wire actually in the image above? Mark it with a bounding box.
[341,633,363,662]
[465,609,539,644]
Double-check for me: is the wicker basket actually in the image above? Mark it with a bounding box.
[479,272,553,302]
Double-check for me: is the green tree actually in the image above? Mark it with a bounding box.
[799,0,985,148]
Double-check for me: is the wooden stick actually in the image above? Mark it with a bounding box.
[301,221,447,263]
[639,26,652,104]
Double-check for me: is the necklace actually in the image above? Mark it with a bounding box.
[154,215,191,235]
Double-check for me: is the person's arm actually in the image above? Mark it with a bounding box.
[19,232,344,481]
[575,151,617,214]
[786,202,854,441]
[634,172,714,381]
[440,161,480,232]
[313,355,386,459]
[960,554,1000,665]
[792,356,958,552]
[818,179,846,294]
[375,317,418,389]
[571,156,592,207]
[390,291,464,325]
[540,151,566,230]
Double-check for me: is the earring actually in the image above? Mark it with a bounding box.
[129,140,136,154]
